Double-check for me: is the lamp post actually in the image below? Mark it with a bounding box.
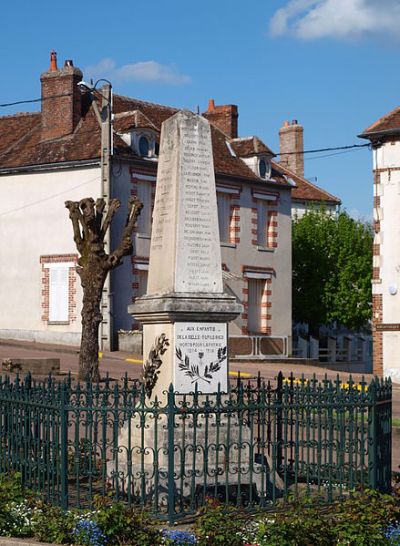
[78,79,114,351]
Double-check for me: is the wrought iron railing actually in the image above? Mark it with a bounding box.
[0,372,391,523]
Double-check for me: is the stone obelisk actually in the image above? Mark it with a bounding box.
[129,110,241,399]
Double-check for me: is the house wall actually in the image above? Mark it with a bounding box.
[0,166,101,345]
[292,201,337,219]
[372,141,400,379]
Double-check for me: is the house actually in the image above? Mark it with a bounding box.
[0,52,339,359]
[359,106,400,378]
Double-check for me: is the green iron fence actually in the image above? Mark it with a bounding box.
[0,372,392,523]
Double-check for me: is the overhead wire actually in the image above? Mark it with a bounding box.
[0,174,101,217]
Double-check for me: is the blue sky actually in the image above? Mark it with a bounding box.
[2,0,400,220]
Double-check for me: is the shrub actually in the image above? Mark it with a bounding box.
[194,499,249,546]
[92,497,162,545]
[31,502,78,543]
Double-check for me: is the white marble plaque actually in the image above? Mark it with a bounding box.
[174,322,228,393]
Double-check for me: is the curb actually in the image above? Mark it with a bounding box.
[0,539,54,546]
[0,340,79,356]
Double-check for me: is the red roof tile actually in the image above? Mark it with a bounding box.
[272,161,340,205]
[230,137,275,157]
[361,105,400,137]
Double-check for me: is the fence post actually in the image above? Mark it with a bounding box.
[60,382,69,510]
[167,384,176,524]
[368,379,377,489]
[368,378,392,493]
[276,372,283,472]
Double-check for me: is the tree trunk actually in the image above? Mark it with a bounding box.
[65,196,142,382]
[78,265,107,382]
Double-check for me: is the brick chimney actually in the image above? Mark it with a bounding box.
[40,51,83,141]
[279,119,304,178]
[202,99,238,139]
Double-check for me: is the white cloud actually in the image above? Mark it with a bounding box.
[84,58,191,85]
[269,0,400,40]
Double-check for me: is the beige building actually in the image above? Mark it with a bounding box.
[0,52,339,358]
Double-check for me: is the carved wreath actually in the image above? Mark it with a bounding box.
[141,333,169,398]
[176,346,227,384]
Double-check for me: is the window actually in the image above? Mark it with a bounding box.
[49,266,69,322]
[137,269,148,298]
[253,192,278,249]
[257,200,268,247]
[139,135,150,156]
[40,256,77,325]
[217,192,232,243]
[243,268,272,335]
[248,278,265,333]
[136,180,153,235]
[258,158,271,179]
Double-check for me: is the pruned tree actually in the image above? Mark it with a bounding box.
[65,196,142,382]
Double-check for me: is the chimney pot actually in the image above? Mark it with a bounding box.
[208,99,215,112]
[283,120,290,128]
[64,60,74,67]
[49,50,58,72]
[292,119,298,125]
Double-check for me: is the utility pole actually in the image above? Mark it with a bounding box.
[99,83,113,351]
[77,80,114,351]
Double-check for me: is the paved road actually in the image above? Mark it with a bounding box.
[0,339,398,470]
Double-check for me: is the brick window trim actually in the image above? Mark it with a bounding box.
[40,254,78,325]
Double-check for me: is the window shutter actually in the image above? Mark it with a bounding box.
[217,193,231,242]
[137,269,149,298]
[257,200,267,246]
[137,181,152,234]
[49,267,69,322]
[248,278,264,333]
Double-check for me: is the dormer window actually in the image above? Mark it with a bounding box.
[259,157,271,179]
[132,130,158,158]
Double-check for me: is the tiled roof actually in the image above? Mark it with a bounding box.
[230,136,275,157]
[114,110,158,133]
[361,106,400,137]
[0,94,287,186]
[272,161,341,205]
[0,92,336,203]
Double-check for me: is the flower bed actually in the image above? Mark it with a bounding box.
[1,473,400,545]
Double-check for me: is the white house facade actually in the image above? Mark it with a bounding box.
[360,108,400,378]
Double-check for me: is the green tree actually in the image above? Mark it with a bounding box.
[292,209,373,334]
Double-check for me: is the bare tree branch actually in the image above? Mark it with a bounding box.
[95,198,106,233]
[65,200,84,253]
[101,198,121,240]
[108,197,143,268]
